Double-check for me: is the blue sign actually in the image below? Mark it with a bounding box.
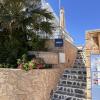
[91,54,100,100]
[55,39,63,47]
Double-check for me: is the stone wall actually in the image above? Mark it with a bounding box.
[85,30,100,100]
[0,67,66,100]
[0,40,77,100]
[64,40,77,68]
[45,39,77,68]
[28,51,59,64]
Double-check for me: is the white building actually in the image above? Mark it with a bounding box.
[41,0,74,43]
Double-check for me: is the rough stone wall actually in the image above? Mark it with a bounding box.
[98,33,100,51]
[64,40,77,68]
[0,40,77,100]
[0,68,66,100]
[85,31,100,100]
[46,39,77,68]
[28,51,59,64]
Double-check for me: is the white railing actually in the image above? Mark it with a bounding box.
[41,0,74,44]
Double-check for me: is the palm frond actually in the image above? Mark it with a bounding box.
[31,8,54,20]
[40,21,55,34]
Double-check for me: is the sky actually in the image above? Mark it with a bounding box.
[47,0,100,46]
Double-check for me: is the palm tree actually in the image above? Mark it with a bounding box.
[0,0,54,35]
[0,0,55,67]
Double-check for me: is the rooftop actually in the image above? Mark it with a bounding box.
[86,29,100,33]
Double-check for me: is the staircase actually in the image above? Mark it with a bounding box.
[51,49,86,100]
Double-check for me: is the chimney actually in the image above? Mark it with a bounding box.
[60,8,65,29]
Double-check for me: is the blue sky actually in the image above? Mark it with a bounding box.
[47,0,100,46]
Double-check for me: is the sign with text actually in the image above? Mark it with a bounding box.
[55,39,63,47]
[91,54,100,100]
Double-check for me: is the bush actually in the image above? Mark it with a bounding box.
[17,54,52,71]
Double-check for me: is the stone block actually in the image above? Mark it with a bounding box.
[85,33,91,40]
[0,96,9,100]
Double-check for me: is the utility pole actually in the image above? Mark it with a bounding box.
[58,0,61,38]
[59,0,65,39]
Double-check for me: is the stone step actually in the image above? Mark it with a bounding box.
[74,60,85,62]
[51,97,85,100]
[59,80,86,89]
[64,69,86,75]
[57,84,86,90]
[72,65,86,68]
[64,67,86,71]
[62,73,86,79]
[59,78,86,84]
[64,67,86,70]
[74,59,85,62]
[76,57,83,59]
[61,75,86,82]
[73,67,86,69]
[77,54,84,56]
[52,91,86,100]
[54,91,86,98]
[56,86,85,95]
[75,62,86,65]
[51,98,61,100]
[76,55,84,58]
[73,62,85,66]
